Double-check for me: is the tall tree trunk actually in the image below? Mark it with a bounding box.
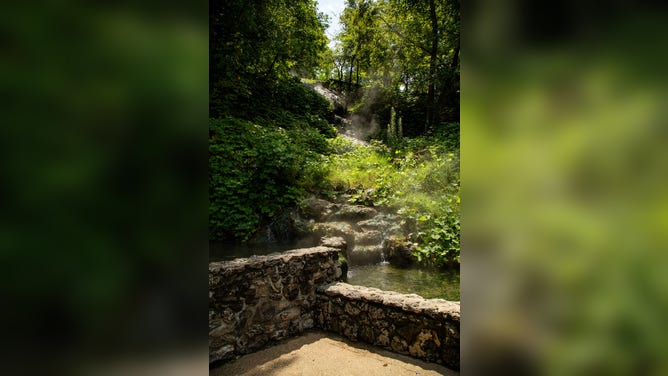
[450,43,460,73]
[264,53,280,79]
[356,63,360,85]
[426,0,438,132]
[437,42,460,121]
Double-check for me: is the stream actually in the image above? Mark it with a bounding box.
[209,239,318,262]
[347,264,460,300]
[210,239,460,301]
[210,82,460,301]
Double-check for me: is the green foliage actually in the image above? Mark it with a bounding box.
[386,107,403,146]
[210,0,329,116]
[399,193,461,268]
[209,118,328,241]
[209,0,338,242]
[216,75,333,130]
[324,134,460,267]
[328,0,460,134]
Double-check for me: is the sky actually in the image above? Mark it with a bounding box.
[316,0,345,47]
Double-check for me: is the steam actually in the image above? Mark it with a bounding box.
[341,85,388,142]
[345,114,379,142]
[311,81,385,143]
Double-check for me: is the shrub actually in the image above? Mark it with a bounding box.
[209,117,326,241]
[323,134,460,268]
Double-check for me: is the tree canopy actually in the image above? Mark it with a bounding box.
[330,0,460,133]
[209,0,460,268]
[210,0,330,116]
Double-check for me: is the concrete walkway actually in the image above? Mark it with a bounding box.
[211,331,458,376]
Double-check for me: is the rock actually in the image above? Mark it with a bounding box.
[338,253,348,282]
[312,222,356,253]
[319,236,347,253]
[328,205,377,221]
[247,209,312,244]
[385,237,417,267]
[300,196,335,221]
[319,236,348,282]
[348,245,383,265]
[354,230,383,246]
[357,214,399,231]
[333,194,353,204]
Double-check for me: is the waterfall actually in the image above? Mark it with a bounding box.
[266,226,275,243]
[378,231,390,265]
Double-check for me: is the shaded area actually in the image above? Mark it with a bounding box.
[209,238,318,262]
[347,264,460,300]
[211,331,458,376]
[464,4,668,375]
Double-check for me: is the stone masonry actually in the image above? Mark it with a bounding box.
[316,283,460,370]
[209,242,460,370]
[209,246,342,363]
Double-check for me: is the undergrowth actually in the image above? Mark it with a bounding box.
[209,121,332,242]
[324,131,460,268]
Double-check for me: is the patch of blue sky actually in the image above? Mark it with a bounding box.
[316,0,345,47]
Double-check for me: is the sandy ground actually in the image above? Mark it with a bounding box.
[211,331,458,376]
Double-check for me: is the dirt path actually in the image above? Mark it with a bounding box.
[211,331,458,376]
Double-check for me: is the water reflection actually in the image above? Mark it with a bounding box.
[210,241,459,302]
[209,238,318,262]
[347,264,460,301]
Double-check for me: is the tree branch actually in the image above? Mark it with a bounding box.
[377,13,431,55]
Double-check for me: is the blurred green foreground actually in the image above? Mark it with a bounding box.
[463,6,668,375]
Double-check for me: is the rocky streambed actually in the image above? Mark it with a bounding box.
[210,194,459,300]
[299,195,416,267]
[298,196,460,301]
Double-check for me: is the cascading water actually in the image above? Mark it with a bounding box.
[210,81,459,300]
[305,200,459,300]
[299,82,460,300]
[379,245,388,265]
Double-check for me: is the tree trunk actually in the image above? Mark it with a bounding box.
[437,42,460,121]
[426,0,438,132]
[356,63,360,85]
[264,53,280,79]
[450,43,460,73]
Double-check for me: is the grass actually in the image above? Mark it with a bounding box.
[322,135,460,267]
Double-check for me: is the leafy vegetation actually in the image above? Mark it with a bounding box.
[209,112,332,242]
[209,0,460,268]
[210,0,330,117]
[328,0,460,134]
[324,126,460,268]
[209,0,335,241]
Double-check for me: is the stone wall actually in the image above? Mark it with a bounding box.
[209,241,460,370]
[315,283,460,370]
[209,246,342,363]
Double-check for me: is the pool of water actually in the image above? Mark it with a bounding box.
[210,241,459,301]
[347,263,460,301]
[209,239,317,262]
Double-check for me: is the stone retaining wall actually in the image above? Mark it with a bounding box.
[209,242,460,370]
[316,283,460,370]
[209,246,342,363]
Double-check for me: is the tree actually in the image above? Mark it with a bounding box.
[210,0,329,117]
[337,0,383,87]
[330,0,460,134]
